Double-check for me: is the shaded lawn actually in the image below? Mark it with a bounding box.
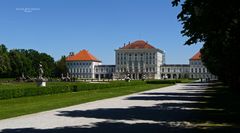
[200,84,240,126]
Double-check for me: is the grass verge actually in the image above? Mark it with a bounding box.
[0,84,171,120]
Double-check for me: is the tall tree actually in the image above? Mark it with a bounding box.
[0,44,11,77]
[39,53,55,77]
[172,0,240,89]
[55,56,67,77]
[9,49,33,77]
[25,49,41,76]
[0,45,57,78]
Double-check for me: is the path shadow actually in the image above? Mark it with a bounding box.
[1,83,240,133]
[1,121,238,133]
[126,95,209,101]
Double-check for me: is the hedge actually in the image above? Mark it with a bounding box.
[0,81,145,100]
[146,80,182,84]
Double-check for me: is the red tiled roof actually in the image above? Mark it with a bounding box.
[121,40,156,49]
[190,51,201,60]
[66,49,101,62]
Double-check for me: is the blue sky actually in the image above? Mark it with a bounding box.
[0,0,202,64]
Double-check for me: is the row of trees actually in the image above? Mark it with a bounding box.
[172,0,240,89]
[0,44,67,78]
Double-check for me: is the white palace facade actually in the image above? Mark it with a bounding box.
[66,40,217,80]
[114,40,165,79]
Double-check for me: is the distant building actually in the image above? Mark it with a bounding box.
[160,52,217,80]
[189,52,217,80]
[160,64,189,79]
[65,41,217,81]
[66,49,102,79]
[66,49,115,79]
[94,65,115,79]
[114,40,165,79]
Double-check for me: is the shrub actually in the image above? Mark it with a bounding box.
[146,80,181,84]
[0,81,146,100]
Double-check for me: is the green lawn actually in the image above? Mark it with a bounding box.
[0,83,170,120]
[0,81,148,100]
[178,78,194,83]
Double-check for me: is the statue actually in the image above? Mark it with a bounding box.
[21,73,26,80]
[125,73,131,82]
[142,74,146,81]
[60,73,71,82]
[61,73,64,81]
[39,63,44,80]
[36,62,47,87]
[66,73,71,81]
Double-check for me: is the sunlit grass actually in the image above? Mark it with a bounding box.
[0,84,171,120]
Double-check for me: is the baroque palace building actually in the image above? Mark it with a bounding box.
[189,52,217,80]
[65,49,115,79]
[66,40,217,81]
[114,40,165,79]
[160,64,190,79]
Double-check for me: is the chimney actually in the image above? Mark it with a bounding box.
[69,52,74,56]
[124,43,126,47]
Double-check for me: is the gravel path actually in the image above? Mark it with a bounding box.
[0,83,212,133]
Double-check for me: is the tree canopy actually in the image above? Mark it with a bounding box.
[0,44,11,77]
[55,56,67,77]
[0,44,66,78]
[172,0,240,89]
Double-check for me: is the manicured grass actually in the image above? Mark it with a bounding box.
[0,80,192,100]
[146,79,194,84]
[0,81,146,99]
[0,83,171,120]
[178,78,194,83]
